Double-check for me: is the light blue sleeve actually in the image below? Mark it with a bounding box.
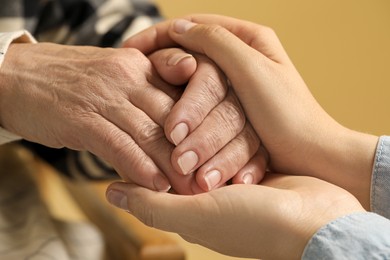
[371,135,390,219]
[302,135,390,259]
[302,212,390,259]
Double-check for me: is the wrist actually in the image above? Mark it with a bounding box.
[0,31,36,128]
[311,125,378,209]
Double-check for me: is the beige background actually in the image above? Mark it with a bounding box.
[151,1,390,259]
[154,0,390,136]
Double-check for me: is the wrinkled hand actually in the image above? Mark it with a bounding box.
[0,42,198,193]
[136,46,267,192]
[126,32,268,192]
[123,15,378,207]
[106,174,365,259]
[161,53,266,191]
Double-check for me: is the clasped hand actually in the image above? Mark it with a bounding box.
[105,14,376,260]
[0,41,267,194]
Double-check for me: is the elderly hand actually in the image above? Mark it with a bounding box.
[0,42,266,194]
[123,14,378,207]
[159,52,266,191]
[125,31,268,192]
[0,42,197,193]
[106,174,365,260]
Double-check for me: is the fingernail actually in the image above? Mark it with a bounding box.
[204,170,222,191]
[170,122,189,145]
[173,19,196,34]
[154,174,171,192]
[242,173,254,184]
[167,53,193,66]
[107,189,129,211]
[177,150,198,175]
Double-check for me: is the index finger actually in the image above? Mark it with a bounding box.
[123,14,287,62]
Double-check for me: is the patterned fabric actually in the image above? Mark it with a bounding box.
[0,0,163,180]
[0,2,162,259]
[0,0,161,46]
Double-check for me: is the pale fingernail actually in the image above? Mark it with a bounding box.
[167,53,193,66]
[242,173,254,184]
[154,175,171,192]
[177,150,198,175]
[173,19,196,34]
[170,122,189,145]
[107,189,129,211]
[204,170,222,191]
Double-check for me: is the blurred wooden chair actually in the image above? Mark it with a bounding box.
[0,143,185,260]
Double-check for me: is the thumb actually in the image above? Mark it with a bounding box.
[167,19,278,140]
[168,19,266,91]
[106,182,200,235]
[148,48,197,86]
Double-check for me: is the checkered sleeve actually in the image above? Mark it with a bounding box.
[0,0,164,180]
[0,0,162,45]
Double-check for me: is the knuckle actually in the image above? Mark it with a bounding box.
[224,103,243,124]
[260,25,276,37]
[198,72,227,104]
[217,99,245,131]
[117,47,145,62]
[201,24,229,40]
[134,121,165,147]
[239,124,261,151]
[103,128,132,156]
[99,48,149,77]
[176,72,227,127]
[202,129,225,154]
[178,100,207,125]
[252,25,277,41]
[212,125,260,168]
[104,132,157,180]
[114,140,139,166]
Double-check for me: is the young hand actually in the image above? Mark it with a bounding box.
[124,14,378,208]
[106,174,365,260]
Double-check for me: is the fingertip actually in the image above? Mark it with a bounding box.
[177,150,199,175]
[170,122,189,145]
[166,53,197,85]
[195,169,214,192]
[232,172,255,185]
[106,188,129,211]
[166,52,193,66]
[150,48,197,86]
[242,173,254,184]
[171,19,197,34]
[106,182,133,211]
[204,170,222,191]
[233,163,266,185]
[153,174,171,192]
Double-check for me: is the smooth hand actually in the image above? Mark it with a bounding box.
[106,174,365,260]
[124,15,378,208]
